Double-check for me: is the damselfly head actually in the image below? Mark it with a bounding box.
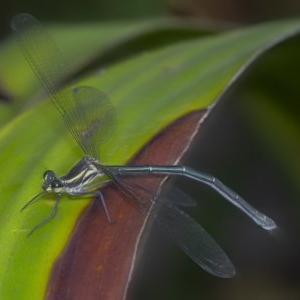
[42,170,64,193]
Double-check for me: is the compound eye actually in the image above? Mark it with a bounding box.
[43,170,55,180]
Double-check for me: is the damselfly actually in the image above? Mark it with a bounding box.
[11,13,276,278]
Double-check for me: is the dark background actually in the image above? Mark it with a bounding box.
[2,0,300,38]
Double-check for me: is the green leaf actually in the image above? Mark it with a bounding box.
[0,18,300,299]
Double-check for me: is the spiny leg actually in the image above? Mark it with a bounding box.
[27,194,61,237]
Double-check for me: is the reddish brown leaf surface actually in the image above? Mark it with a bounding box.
[46,109,207,300]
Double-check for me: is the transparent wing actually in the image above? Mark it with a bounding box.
[160,187,197,207]
[110,173,235,278]
[11,13,116,159]
[11,14,71,115]
[155,201,235,278]
[71,86,115,159]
